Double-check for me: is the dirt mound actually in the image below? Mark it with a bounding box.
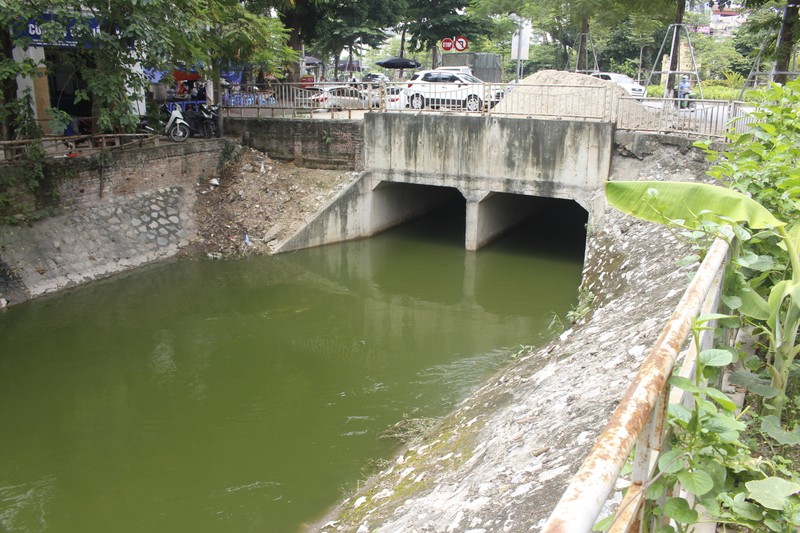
[524,69,629,97]
[186,147,355,258]
[493,70,661,131]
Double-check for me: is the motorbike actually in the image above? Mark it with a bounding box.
[673,87,696,110]
[163,103,220,142]
[198,103,221,138]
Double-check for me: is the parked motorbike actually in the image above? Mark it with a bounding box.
[162,104,191,142]
[136,115,156,134]
[163,103,219,142]
[198,103,221,138]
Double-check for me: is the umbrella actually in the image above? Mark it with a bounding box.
[303,56,323,67]
[376,56,421,69]
[336,59,363,72]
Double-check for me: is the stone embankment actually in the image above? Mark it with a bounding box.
[0,139,353,305]
[0,140,226,304]
[0,186,193,301]
[312,134,714,532]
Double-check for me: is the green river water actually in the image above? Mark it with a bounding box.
[0,202,585,532]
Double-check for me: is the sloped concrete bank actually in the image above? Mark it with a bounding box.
[313,133,716,532]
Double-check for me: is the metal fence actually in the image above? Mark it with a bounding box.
[219,82,751,139]
[541,237,730,533]
[615,97,755,140]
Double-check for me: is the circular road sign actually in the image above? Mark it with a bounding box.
[454,36,469,51]
[441,37,454,51]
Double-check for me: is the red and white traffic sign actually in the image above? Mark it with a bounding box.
[454,36,469,52]
[441,37,454,51]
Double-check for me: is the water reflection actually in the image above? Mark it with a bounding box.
[0,200,585,532]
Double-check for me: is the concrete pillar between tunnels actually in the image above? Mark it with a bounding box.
[465,191,538,251]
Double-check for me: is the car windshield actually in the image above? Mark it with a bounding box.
[609,74,635,84]
[458,74,483,83]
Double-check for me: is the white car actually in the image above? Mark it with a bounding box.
[590,72,646,98]
[384,86,406,109]
[405,70,503,112]
[295,85,367,110]
[435,66,473,76]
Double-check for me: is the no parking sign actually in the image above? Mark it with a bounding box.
[441,36,469,52]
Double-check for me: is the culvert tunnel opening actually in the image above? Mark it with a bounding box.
[370,185,587,308]
[374,183,587,258]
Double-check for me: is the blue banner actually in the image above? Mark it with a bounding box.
[24,14,99,48]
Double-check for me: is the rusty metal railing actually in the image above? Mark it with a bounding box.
[0,133,155,163]
[542,237,730,532]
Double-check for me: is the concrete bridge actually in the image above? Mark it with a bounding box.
[269,113,611,253]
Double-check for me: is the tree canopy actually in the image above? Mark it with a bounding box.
[0,0,294,137]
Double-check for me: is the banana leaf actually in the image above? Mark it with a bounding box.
[605,181,784,230]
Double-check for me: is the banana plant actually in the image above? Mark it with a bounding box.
[605,180,800,423]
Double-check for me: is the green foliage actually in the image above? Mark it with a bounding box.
[699,79,800,223]
[218,139,240,167]
[567,288,595,324]
[638,315,800,531]
[1,0,294,137]
[604,181,783,230]
[605,78,800,527]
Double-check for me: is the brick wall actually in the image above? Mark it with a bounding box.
[54,139,227,206]
[225,118,364,171]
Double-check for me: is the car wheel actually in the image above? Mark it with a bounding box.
[168,123,190,143]
[465,95,482,112]
[410,94,425,110]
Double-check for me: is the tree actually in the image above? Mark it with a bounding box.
[309,0,404,79]
[718,0,799,85]
[0,0,293,136]
[401,0,492,68]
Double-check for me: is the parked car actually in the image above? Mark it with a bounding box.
[356,85,406,109]
[384,86,406,110]
[363,72,389,87]
[435,66,473,76]
[295,85,366,110]
[589,72,646,98]
[405,70,504,112]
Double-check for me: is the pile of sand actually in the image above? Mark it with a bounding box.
[493,70,663,131]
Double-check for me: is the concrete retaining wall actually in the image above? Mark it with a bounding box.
[364,114,611,208]
[226,117,364,171]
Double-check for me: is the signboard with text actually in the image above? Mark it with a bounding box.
[23,14,99,48]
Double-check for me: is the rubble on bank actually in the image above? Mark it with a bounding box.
[185,147,356,258]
